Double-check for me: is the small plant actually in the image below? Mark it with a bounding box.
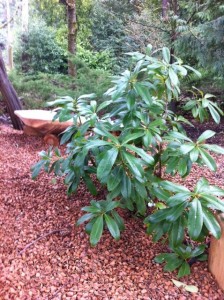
[155,244,207,278]
[32,45,224,278]
[77,200,125,246]
[183,87,223,123]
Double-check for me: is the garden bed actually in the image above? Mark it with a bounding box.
[0,124,224,299]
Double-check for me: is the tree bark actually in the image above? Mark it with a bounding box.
[6,0,13,70]
[162,0,169,19]
[59,0,77,77]
[67,0,77,76]
[22,0,29,32]
[0,53,23,130]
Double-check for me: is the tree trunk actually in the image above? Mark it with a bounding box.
[162,0,169,19]
[6,0,13,70]
[59,0,77,76]
[22,0,29,32]
[0,53,23,130]
[67,0,77,76]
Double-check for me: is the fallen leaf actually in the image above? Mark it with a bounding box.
[172,279,198,293]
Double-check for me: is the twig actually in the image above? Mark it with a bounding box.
[19,226,72,255]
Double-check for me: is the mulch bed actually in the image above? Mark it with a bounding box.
[0,124,224,300]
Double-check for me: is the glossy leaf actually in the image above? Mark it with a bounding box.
[162,47,170,64]
[121,175,132,199]
[104,214,120,240]
[97,148,118,180]
[122,151,143,178]
[203,144,224,155]
[90,215,104,246]
[111,210,125,231]
[190,148,199,162]
[197,130,216,143]
[177,262,191,278]
[125,144,154,165]
[208,105,220,124]
[160,181,189,193]
[202,208,221,239]
[77,213,94,226]
[188,199,203,240]
[166,202,188,222]
[199,148,216,171]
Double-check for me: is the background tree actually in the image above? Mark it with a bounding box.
[0,51,23,129]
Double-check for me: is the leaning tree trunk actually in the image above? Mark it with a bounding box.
[0,53,23,130]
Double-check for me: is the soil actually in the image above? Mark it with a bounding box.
[0,123,224,300]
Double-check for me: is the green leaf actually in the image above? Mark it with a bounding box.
[207,186,224,196]
[166,202,188,222]
[135,194,147,215]
[122,151,143,178]
[202,208,221,239]
[199,148,216,171]
[208,105,220,124]
[180,144,195,155]
[169,131,192,142]
[177,262,191,278]
[188,199,203,240]
[85,218,96,235]
[167,192,191,207]
[76,213,94,226]
[169,217,185,247]
[160,181,189,193]
[83,174,97,196]
[121,132,144,145]
[111,210,125,231]
[90,215,104,246]
[121,175,132,199]
[191,245,206,257]
[31,161,45,179]
[125,144,154,165]
[169,68,179,86]
[190,148,199,162]
[203,144,224,155]
[135,180,147,199]
[194,177,208,193]
[97,100,112,112]
[104,200,120,212]
[104,214,120,240]
[85,140,112,150]
[183,65,201,78]
[94,125,119,144]
[200,194,224,212]
[97,148,118,180]
[146,208,172,223]
[81,205,101,213]
[202,98,209,108]
[197,130,216,143]
[164,258,183,272]
[155,253,178,264]
[162,47,170,64]
[134,83,152,103]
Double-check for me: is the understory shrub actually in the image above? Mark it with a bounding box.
[32,45,224,278]
[9,68,111,109]
[14,21,67,74]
